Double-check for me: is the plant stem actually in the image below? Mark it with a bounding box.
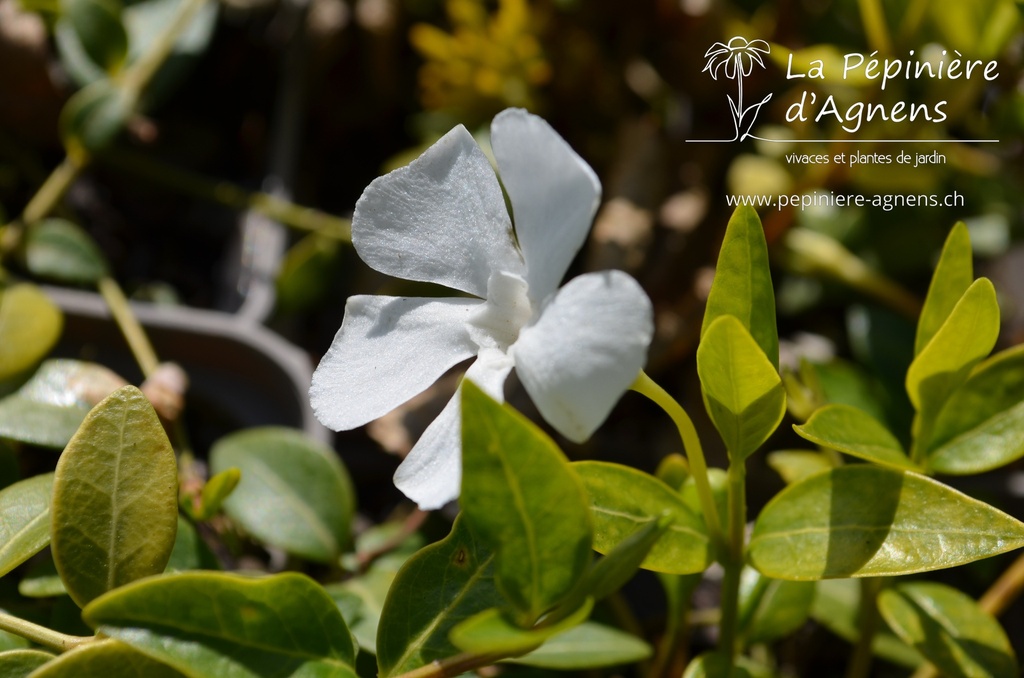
[858,0,892,54]
[631,371,723,546]
[97,276,160,378]
[0,157,85,260]
[118,0,208,98]
[846,577,883,678]
[0,611,92,653]
[717,460,747,666]
[394,651,509,678]
[100,150,351,240]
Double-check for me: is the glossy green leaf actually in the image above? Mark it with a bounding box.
[793,404,917,471]
[460,382,592,625]
[0,628,30,653]
[450,598,592,657]
[0,360,123,449]
[376,517,502,678]
[83,572,357,678]
[194,467,241,522]
[0,474,54,578]
[701,205,778,368]
[508,621,652,669]
[25,219,109,285]
[51,386,178,607]
[276,233,343,313]
[59,0,128,73]
[59,79,132,156]
[29,639,185,678]
[810,579,922,668]
[0,649,53,676]
[925,345,1024,474]
[878,582,1017,678]
[210,426,354,563]
[915,222,973,356]
[697,316,785,461]
[0,285,63,383]
[766,450,833,485]
[574,461,712,574]
[905,278,999,419]
[737,566,815,644]
[749,466,1024,579]
[580,514,670,602]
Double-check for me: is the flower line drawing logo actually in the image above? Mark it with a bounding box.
[702,37,773,142]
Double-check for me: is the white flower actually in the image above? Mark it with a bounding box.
[309,108,654,510]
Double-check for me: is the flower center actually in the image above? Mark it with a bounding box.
[467,271,534,352]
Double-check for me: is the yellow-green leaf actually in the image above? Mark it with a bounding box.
[878,582,1018,678]
[0,285,63,383]
[0,648,54,676]
[450,599,593,657]
[51,386,178,607]
[25,219,110,286]
[28,639,185,678]
[749,466,1024,579]
[83,572,357,678]
[701,205,778,368]
[697,315,786,461]
[574,461,712,575]
[0,474,54,578]
[793,404,917,471]
[915,222,973,356]
[508,621,652,669]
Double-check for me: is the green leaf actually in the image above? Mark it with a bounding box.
[194,467,241,521]
[579,514,670,602]
[18,555,66,597]
[749,466,1024,579]
[737,567,815,644]
[0,649,54,676]
[924,345,1024,474]
[27,639,185,678]
[0,360,123,449]
[701,205,778,368]
[654,453,689,491]
[0,474,54,578]
[915,222,973,356]
[450,598,592,657]
[682,652,770,678]
[696,316,786,461]
[24,219,109,285]
[164,516,219,573]
[793,404,917,471]
[83,572,357,678]
[58,0,128,73]
[460,382,592,625]
[210,426,354,563]
[51,386,178,607]
[905,278,999,419]
[0,628,30,653]
[0,285,63,383]
[276,234,342,313]
[878,582,1018,678]
[810,579,922,668]
[574,461,712,575]
[766,450,834,485]
[59,79,133,156]
[376,517,502,678]
[508,621,652,669]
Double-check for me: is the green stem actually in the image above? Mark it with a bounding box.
[118,0,208,98]
[394,651,509,678]
[846,577,884,678]
[898,0,929,42]
[631,371,723,545]
[0,611,92,653]
[97,276,160,378]
[100,150,351,240]
[717,460,747,665]
[1,157,85,261]
[858,0,892,54]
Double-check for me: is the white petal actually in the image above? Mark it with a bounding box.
[352,125,524,297]
[491,108,601,302]
[512,271,653,442]
[309,295,481,431]
[394,349,514,509]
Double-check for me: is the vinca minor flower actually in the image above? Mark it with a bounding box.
[310,108,654,509]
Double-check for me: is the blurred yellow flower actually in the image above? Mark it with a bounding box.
[410,0,551,115]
